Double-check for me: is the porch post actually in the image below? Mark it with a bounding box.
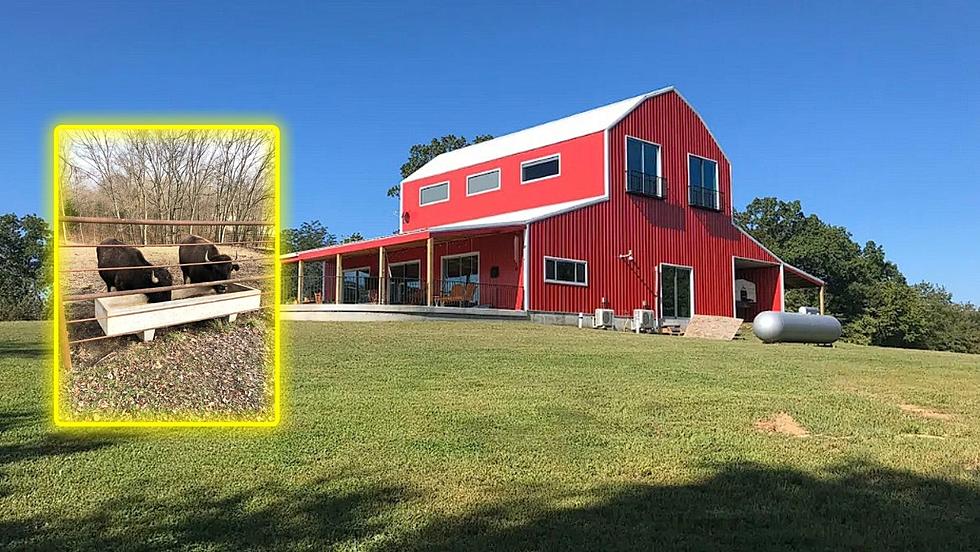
[819,285,825,315]
[335,254,343,305]
[321,260,328,303]
[378,246,386,305]
[426,237,434,306]
[296,260,303,304]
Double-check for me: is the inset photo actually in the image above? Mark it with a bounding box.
[53,124,280,426]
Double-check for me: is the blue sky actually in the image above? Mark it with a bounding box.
[3,1,978,302]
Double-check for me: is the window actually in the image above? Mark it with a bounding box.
[388,261,421,305]
[688,155,719,210]
[343,267,372,304]
[419,181,449,206]
[442,253,479,303]
[660,264,693,319]
[466,169,500,196]
[626,137,663,197]
[544,257,587,286]
[521,155,560,183]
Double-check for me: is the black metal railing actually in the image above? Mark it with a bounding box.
[294,275,523,310]
[688,185,724,211]
[432,279,523,310]
[626,170,666,199]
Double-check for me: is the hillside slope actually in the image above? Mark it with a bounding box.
[2,321,979,550]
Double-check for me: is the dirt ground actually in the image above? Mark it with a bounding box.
[60,241,276,422]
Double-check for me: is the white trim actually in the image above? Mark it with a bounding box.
[430,196,605,232]
[520,154,561,184]
[465,167,502,196]
[779,264,786,312]
[624,134,663,196]
[686,153,721,211]
[440,251,480,282]
[343,265,371,275]
[730,256,736,318]
[419,180,450,207]
[658,262,695,321]
[543,256,588,286]
[387,259,421,275]
[522,225,530,310]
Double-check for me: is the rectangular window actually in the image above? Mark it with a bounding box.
[466,169,500,196]
[521,155,560,183]
[688,155,719,210]
[544,256,587,286]
[419,181,449,206]
[660,264,693,319]
[626,137,663,197]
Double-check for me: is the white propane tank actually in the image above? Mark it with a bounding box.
[752,311,841,344]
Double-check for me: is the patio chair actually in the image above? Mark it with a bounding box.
[438,284,466,307]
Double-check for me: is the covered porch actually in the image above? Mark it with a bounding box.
[282,226,526,312]
[733,256,826,319]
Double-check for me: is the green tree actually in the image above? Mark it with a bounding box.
[387,134,494,197]
[282,220,336,254]
[0,213,52,320]
[737,197,979,353]
[341,232,364,244]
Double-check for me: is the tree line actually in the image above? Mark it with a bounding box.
[59,128,275,245]
[737,197,980,353]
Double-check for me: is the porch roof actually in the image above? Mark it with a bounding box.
[783,262,825,288]
[282,224,526,263]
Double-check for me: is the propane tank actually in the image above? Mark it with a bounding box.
[753,311,842,344]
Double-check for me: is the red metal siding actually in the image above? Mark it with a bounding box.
[401,133,606,232]
[529,91,780,317]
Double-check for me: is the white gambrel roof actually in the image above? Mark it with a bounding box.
[431,197,605,232]
[403,86,677,183]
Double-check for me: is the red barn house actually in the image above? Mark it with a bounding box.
[282,87,824,325]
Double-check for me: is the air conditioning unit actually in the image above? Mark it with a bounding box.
[594,308,615,329]
[633,309,657,332]
[798,306,820,315]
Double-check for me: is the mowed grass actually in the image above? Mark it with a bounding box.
[2,320,979,550]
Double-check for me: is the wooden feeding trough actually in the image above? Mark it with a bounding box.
[94,283,261,342]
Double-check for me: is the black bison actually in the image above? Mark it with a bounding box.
[178,235,240,293]
[96,239,173,303]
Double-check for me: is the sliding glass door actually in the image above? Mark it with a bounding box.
[660,264,693,321]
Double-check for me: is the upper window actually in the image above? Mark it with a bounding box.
[544,256,587,286]
[521,155,560,183]
[688,155,720,210]
[626,137,664,198]
[419,181,449,206]
[466,169,500,196]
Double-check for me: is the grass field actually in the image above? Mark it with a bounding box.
[2,320,979,550]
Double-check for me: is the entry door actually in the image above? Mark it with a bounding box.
[343,268,371,303]
[388,261,421,305]
[442,253,479,303]
[660,265,693,322]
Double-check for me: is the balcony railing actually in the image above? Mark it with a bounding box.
[294,275,523,310]
[626,170,666,199]
[689,185,724,211]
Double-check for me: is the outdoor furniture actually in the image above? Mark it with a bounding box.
[438,284,466,306]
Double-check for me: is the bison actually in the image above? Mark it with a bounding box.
[178,235,240,293]
[96,238,173,303]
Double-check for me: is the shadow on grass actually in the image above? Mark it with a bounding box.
[400,461,980,551]
[1,476,410,551]
[0,341,50,360]
[3,460,979,550]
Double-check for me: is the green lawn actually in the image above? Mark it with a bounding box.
[2,320,979,550]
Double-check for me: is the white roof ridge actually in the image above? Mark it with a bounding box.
[402,87,676,183]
